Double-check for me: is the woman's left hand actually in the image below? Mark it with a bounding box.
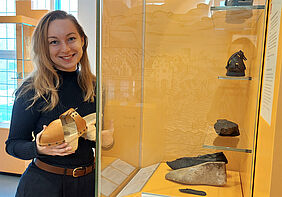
[36,125,75,156]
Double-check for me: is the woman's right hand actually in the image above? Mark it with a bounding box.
[36,125,75,156]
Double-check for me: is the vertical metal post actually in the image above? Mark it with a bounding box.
[139,0,146,168]
[95,0,102,196]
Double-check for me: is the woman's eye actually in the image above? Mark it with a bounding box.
[68,37,76,41]
[49,40,58,45]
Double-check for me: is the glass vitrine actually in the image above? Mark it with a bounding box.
[95,0,268,196]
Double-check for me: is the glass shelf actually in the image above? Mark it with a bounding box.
[211,5,265,11]
[210,5,265,32]
[218,76,252,80]
[203,126,252,153]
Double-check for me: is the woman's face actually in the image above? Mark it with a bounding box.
[47,19,84,72]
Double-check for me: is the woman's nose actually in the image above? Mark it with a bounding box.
[61,42,71,52]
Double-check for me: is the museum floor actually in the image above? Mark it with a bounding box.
[0,173,20,197]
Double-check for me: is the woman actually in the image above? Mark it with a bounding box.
[5,10,112,197]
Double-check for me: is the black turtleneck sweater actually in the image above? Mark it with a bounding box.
[5,69,96,168]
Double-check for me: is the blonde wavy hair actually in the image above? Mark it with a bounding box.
[17,10,96,111]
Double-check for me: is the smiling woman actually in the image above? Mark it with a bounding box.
[5,10,97,197]
[48,19,84,72]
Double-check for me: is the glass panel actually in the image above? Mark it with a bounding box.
[0,95,8,104]
[218,76,252,80]
[0,104,10,122]
[7,24,16,39]
[7,109,12,120]
[7,60,16,71]
[31,0,38,9]
[0,24,6,38]
[0,71,8,84]
[7,84,16,97]
[0,0,7,13]
[69,11,77,18]
[99,0,143,196]
[31,0,50,10]
[7,39,15,50]
[37,0,47,8]
[69,0,78,11]
[211,5,265,10]
[0,84,6,91]
[7,71,16,84]
[0,39,7,50]
[0,60,6,70]
[61,0,70,12]
[7,0,15,13]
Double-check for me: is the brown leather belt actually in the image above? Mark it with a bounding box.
[34,159,95,177]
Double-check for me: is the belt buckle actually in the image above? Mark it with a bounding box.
[73,167,85,177]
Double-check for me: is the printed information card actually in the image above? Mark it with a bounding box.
[260,0,282,125]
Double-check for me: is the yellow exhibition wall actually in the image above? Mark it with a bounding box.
[101,1,267,196]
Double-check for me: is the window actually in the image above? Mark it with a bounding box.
[31,0,51,10]
[0,0,16,122]
[31,0,78,18]
[58,0,78,18]
[0,0,16,16]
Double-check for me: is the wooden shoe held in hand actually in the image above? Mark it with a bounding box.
[39,108,95,152]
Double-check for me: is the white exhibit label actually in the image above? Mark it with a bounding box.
[260,0,282,125]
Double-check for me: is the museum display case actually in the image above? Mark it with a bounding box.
[0,16,36,174]
[95,0,268,196]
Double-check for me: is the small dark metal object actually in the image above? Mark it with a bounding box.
[166,152,228,170]
[225,0,253,6]
[226,50,247,76]
[179,188,207,196]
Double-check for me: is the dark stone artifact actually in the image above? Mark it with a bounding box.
[165,162,227,186]
[214,119,240,136]
[225,0,253,6]
[179,188,207,196]
[166,152,228,170]
[226,50,247,76]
